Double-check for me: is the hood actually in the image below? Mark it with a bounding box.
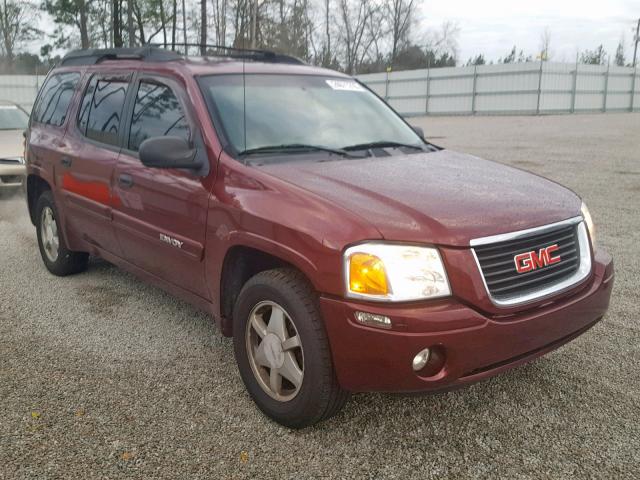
[0,129,24,158]
[257,150,582,247]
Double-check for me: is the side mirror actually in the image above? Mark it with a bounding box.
[139,136,201,170]
[411,125,425,139]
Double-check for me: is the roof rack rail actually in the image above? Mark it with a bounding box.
[147,43,306,65]
[59,44,306,67]
[60,47,181,66]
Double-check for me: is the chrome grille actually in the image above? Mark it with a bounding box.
[471,217,591,306]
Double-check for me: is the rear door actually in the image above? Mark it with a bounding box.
[56,71,133,255]
[112,73,211,299]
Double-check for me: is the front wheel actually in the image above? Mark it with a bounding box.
[233,268,348,428]
[35,190,88,276]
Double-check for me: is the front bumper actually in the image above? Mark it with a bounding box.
[0,164,26,189]
[321,249,614,392]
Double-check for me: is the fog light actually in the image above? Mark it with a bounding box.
[412,348,431,371]
[354,311,392,329]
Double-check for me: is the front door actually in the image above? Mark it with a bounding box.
[112,74,211,299]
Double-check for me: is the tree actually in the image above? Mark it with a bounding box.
[424,49,455,67]
[385,44,422,70]
[181,0,187,49]
[44,0,94,49]
[93,0,111,47]
[200,0,206,53]
[114,0,122,46]
[0,0,39,62]
[128,0,173,46]
[132,0,146,44]
[517,49,532,63]
[317,0,337,67]
[127,0,134,46]
[13,51,42,72]
[28,0,469,75]
[171,0,177,48]
[501,46,516,64]
[230,0,248,48]
[466,54,485,66]
[580,45,606,65]
[385,0,414,65]
[423,21,459,63]
[253,0,313,60]
[211,0,227,46]
[614,41,625,66]
[40,43,53,62]
[337,0,380,74]
[539,27,551,61]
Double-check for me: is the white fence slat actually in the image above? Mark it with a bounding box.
[358,62,638,116]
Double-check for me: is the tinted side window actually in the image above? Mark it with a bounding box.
[77,77,97,135]
[128,81,190,151]
[33,72,80,126]
[78,77,128,146]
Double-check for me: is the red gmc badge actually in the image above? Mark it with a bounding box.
[514,244,561,273]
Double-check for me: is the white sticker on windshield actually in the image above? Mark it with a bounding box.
[325,79,365,92]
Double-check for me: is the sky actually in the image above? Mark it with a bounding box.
[418,0,639,63]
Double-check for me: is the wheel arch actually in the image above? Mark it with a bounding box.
[217,241,320,337]
[27,174,52,226]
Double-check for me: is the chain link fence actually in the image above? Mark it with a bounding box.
[358,62,640,116]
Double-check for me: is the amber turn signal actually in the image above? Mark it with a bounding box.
[348,253,389,296]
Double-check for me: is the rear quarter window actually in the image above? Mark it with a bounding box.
[33,72,80,127]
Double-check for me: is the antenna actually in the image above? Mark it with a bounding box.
[242,34,247,163]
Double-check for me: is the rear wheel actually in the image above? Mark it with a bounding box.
[233,268,349,428]
[35,190,88,276]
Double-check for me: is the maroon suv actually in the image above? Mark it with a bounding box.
[25,47,614,428]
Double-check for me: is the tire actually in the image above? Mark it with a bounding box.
[35,190,88,276]
[233,268,349,428]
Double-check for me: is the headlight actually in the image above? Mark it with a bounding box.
[581,202,595,244]
[344,243,451,302]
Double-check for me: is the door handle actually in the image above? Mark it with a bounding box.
[118,173,134,188]
[61,156,72,167]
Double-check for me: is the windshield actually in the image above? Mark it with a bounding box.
[0,105,28,130]
[199,74,423,155]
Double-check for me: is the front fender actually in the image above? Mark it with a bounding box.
[203,156,382,328]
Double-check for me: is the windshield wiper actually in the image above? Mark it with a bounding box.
[342,141,424,151]
[238,143,367,159]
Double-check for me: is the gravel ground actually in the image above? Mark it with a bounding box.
[1,113,639,479]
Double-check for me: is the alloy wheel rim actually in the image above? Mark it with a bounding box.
[246,300,304,402]
[40,206,59,262]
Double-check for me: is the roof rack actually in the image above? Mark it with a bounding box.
[59,44,305,67]
[60,47,181,66]
[148,43,306,65]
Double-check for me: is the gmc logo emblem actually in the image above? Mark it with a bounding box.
[514,244,561,273]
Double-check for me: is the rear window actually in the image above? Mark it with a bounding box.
[33,72,80,127]
[78,77,129,146]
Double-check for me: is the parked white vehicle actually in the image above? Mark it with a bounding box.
[0,101,28,196]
